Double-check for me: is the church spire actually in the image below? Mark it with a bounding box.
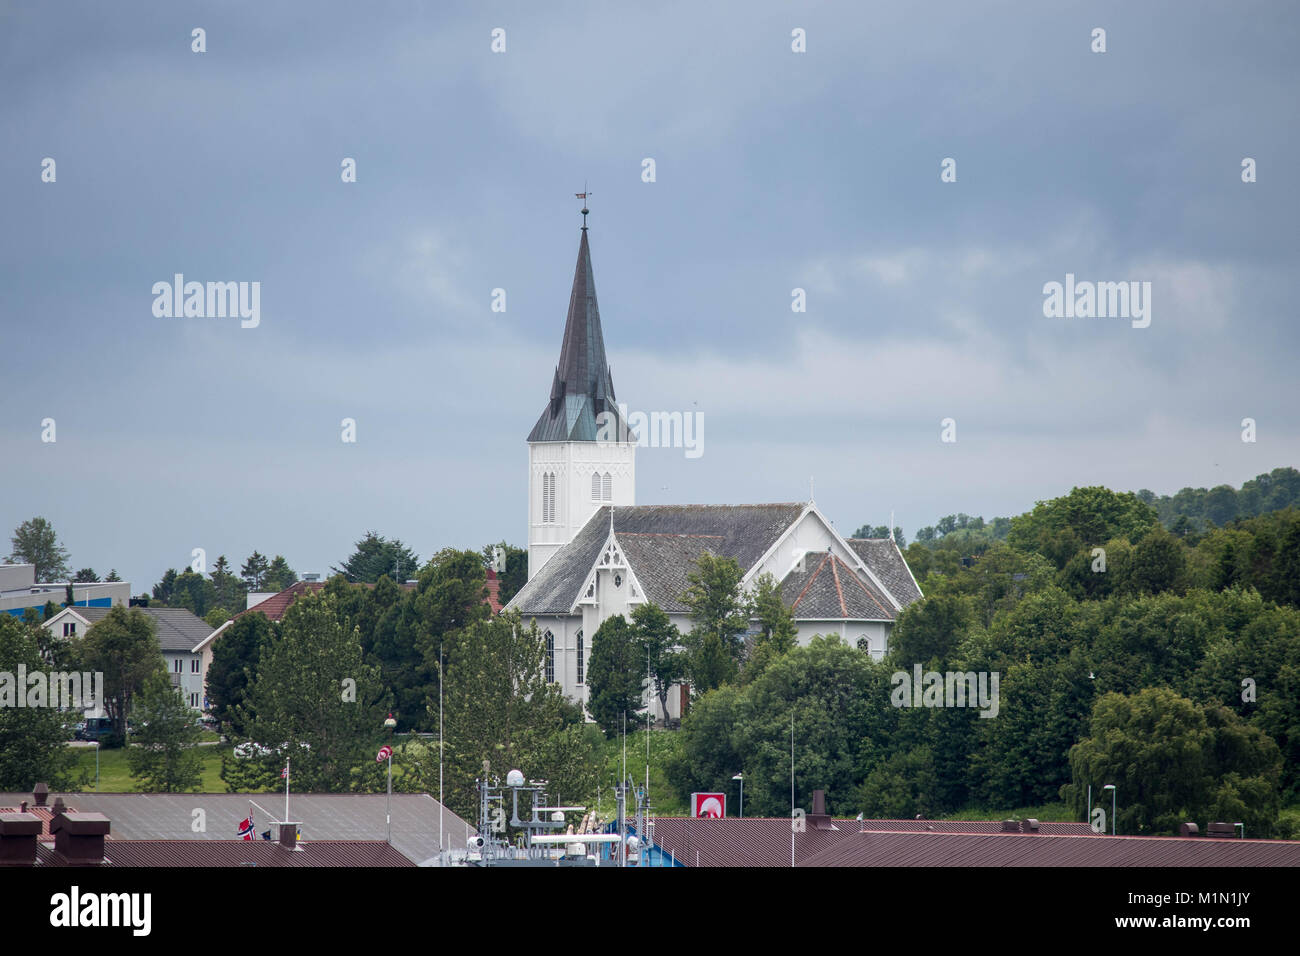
[527,210,626,442]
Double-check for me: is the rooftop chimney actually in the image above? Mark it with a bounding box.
[807,790,834,830]
[0,814,43,866]
[32,783,48,807]
[52,796,66,815]
[278,822,301,850]
[51,812,110,864]
[1179,822,1200,837]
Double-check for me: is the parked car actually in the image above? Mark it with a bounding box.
[74,717,114,742]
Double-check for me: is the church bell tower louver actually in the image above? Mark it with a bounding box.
[527,206,636,579]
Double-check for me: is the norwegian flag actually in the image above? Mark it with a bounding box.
[281,766,290,779]
[237,816,254,841]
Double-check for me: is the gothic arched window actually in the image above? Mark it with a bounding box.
[592,472,601,501]
[602,472,612,500]
[576,630,584,685]
[544,631,555,683]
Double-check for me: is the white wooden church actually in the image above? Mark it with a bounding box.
[507,212,922,721]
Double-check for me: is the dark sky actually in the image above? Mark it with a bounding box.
[2,0,1296,591]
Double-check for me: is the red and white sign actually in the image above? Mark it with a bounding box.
[376,745,393,763]
[692,793,726,818]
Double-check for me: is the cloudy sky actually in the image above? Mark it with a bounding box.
[2,1,1296,592]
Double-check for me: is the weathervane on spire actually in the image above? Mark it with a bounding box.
[575,184,592,230]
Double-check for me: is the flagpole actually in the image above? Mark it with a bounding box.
[439,642,444,855]
[284,756,290,826]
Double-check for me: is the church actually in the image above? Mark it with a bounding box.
[506,210,922,721]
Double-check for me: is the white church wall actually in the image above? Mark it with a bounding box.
[528,439,636,579]
[793,620,890,659]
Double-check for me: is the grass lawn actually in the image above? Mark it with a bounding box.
[71,743,228,792]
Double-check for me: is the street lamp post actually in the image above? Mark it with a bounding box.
[1103,784,1116,836]
[732,773,744,818]
[94,740,99,792]
[383,712,397,843]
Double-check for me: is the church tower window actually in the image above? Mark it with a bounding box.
[602,472,612,500]
[542,473,556,523]
[592,472,601,501]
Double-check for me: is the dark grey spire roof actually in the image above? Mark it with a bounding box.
[527,226,629,443]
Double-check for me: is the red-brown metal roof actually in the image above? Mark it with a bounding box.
[649,817,1295,867]
[797,829,1300,867]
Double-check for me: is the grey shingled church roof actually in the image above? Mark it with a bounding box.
[527,225,630,443]
[846,538,923,606]
[75,606,214,652]
[511,503,806,615]
[780,552,896,622]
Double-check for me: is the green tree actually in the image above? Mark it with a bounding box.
[208,555,246,612]
[262,555,298,593]
[332,532,419,584]
[750,573,797,654]
[431,610,590,818]
[105,569,121,582]
[237,591,384,791]
[630,603,686,720]
[885,592,973,666]
[165,568,216,617]
[126,673,204,791]
[1131,526,1188,594]
[206,612,274,737]
[0,616,85,790]
[586,614,644,737]
[1008,487,1159,569]
[240,551,271,591]
[681,552,750,692]
[742,573,798,683]
[1060,537,1135,600]
[73,568,98,583]
[153,568,178,603]
[859,746,939,818]
[72,606,165,742]
[734,636,881,817]
[1066,687,1282,836]
[666,685,745,799]
[8,516,71,581]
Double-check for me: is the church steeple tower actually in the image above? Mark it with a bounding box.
[527,220,627,442]
[527,210,636,579]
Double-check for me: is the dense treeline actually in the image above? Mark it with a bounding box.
[667,482,1300,836]
[905,467,1300,559]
